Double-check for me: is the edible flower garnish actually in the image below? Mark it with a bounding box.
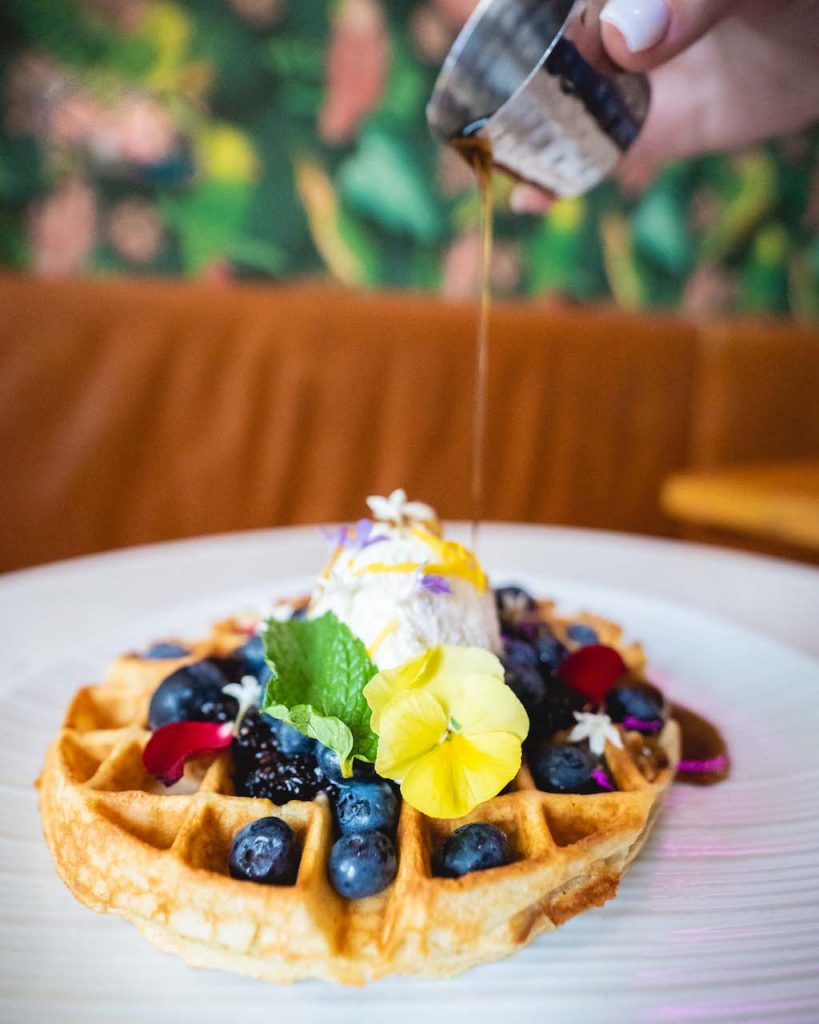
[591,767,615,791]
[569,711,623,757]
[221,675,261,731]
[142,675,261,786]
[416,563,453,596]
[321,519,386,553]
[557,644,627,703]
[623,715,663,733]
[364,645,529,819]
[142,721,234,786]
[366,489,435,528]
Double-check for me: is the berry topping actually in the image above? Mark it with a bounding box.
[143,642,189,660]
[267,718,316,757]
[328,829,397,899]
[232,710,329,803]
[334,780,399,836]
[605,679,666,728]
[526,679,586,741]
[506,620,567,675]
[565,623,599,646]
[316,744,375,784]
[240,634,272,686]
[143,720,234,786]
[556,644,627,703]
[501,654,546,710]
[229,817,297,885]
[502,637,539,668]
[148,661,239,731]
[529,742,596,794]
[437,823,511,878]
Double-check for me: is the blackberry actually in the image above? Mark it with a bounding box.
[238,754,326,804]
[232,710,333,804]
[233,709,278,759]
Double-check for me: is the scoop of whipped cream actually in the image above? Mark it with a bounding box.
[308,494,500,669]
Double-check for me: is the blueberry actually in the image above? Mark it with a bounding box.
[502,656,546,710]
[142,641,189,660]
[272,719,316,757]
[526,679,586,741]
[508,621,567,674]
[530,742,595,794]
[328,830,397,899]
[229,817,296,885]
[437,823,511,878]
[335,780,399,836]
[148,660,238,730]
[240,634,272,686]
[532,628,568,673]
[495,585,537,621]
[316,744,375,783]
[502,637,539,667]
[566,623,599,646]
[605,680,666,725]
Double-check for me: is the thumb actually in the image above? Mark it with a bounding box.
[599,0,737,70]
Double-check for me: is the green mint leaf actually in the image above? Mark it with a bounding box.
[261,612,379,775]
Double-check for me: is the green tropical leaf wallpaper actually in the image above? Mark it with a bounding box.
[1,0,816,317]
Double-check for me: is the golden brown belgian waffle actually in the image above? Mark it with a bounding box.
[39,602,680,984]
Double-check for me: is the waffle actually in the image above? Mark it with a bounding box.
[39,601,680,984]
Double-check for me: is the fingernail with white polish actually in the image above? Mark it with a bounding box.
[600,0,670,53]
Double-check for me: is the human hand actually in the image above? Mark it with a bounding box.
[509,0,819,213]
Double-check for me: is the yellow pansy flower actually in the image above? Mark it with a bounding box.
[364,645,529,819]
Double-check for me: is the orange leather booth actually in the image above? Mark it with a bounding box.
[2,274,818,572]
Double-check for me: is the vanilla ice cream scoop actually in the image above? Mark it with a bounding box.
[309,501,500,669]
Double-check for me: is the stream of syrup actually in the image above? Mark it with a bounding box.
[453,127,494,552]
[450,128,730,786]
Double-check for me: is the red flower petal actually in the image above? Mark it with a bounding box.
[143,721,234,786]
[557,644,627,703]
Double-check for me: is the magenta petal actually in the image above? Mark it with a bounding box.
[557,644,627,703]
[143,721,234,786]
[678,755,729,774]
[623,715,663,733]
[591,767,614,791]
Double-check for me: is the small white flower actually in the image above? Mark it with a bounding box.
[569,711,623,757]
[222,674,262,733]
[266,600,295,623]
[366,488,435,527]
[312,565,360,619]
[499,590,532,622]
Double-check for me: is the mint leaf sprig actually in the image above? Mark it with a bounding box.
[261,612,379,776]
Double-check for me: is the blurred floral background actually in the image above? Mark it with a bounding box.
[1,0,817,318]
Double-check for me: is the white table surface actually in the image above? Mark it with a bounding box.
[3,525,819,1024]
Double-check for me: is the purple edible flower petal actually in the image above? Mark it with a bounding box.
[678,755,728,774]
[591,767,614,791]
[320,524,350,548]
[420,573,452,595]
[351,518,387,551]
[623,715,663,733]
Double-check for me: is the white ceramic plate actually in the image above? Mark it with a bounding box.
[3,566,819,1023]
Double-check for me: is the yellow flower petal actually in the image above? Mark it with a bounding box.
[374,689,447,782]
[364,648,432,732]
[426,644,505,683]
[401,731,522,819]
[428,671,529,741]
[364,644,505,733]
